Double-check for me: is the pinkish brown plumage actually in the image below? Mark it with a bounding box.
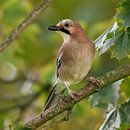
[44,19,95,110]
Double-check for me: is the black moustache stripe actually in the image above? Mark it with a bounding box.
[60,28,71,35]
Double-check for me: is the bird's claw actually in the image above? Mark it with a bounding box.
[88,77,100,91]
[89,77,100,86]
[68,90,77,100]
[60,91,77,103]
[60,94,65,100]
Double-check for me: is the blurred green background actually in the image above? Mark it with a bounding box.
[0,0,128,130]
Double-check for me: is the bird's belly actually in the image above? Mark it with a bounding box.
[59,52,93,84]
[73,60,91,81]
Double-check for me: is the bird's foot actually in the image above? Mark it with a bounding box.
[59,90,77,103]
[68,89,77,100]
[89,77,100,85]
[87,77,100,90]
[60,94,66,100]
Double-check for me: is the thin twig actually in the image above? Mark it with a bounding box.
[0,0,52,52]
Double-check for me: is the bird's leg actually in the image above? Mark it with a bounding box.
[66,86,76,99]
[60,94,66,100]
[59,89,66,100]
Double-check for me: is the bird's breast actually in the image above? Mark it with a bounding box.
[58,41,95,84]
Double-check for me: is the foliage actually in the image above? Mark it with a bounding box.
[99,99,130,130]
[93,0,130,129]
[0,0,130,130]
[96,0,130,60]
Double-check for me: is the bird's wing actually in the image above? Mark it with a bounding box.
[56,57,62,77]
[43,81,65,110]
[43,52,65,111]
[43,83,65,110]
[56,52,64,78]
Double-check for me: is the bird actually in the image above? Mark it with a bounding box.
[43,19,96,110]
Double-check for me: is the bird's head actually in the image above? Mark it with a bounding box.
[48,19,85,41]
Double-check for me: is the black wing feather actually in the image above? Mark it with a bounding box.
[56,57,62,77]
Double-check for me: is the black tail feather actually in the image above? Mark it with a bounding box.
[43,84,64,110]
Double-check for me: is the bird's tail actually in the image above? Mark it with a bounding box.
[43,83,64,111]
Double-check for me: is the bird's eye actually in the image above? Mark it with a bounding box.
[64,23,69,27]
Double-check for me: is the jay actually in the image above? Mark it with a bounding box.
[44,19,95,110]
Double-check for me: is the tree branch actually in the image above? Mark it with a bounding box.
[0,0,52,52]
[24,64,130,129]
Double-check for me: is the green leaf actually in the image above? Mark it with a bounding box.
[99,109,120,130]
[111,28,130,60]
[119,99,130,124]
[96,0,130,59]
[95,22,117,54]
[99,99,130,130]
[116,0,130,27]
[89,80,121,108]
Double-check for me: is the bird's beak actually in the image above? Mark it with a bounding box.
[48,25,71,35]
[48,25,61,31]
